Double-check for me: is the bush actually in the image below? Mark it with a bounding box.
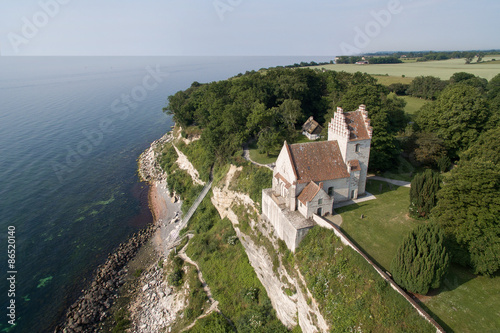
[409,169,441,219]
[391,223,449,294]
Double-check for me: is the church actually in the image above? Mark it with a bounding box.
[262,105,372,251]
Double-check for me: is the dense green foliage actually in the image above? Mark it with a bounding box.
[409,170,441,218]
[185,197,289,332]
[390,223,449,295]
[165,68,407,171]
[413,132,447,168]
[368,56,402,64]
[295,227,435,332]
[431,159,500,275]
[460,127,500,164]
[406,76,448,99]
[415,84,492,157]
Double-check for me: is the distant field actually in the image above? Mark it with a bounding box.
[374,75,414,85]
[314,56,500,80]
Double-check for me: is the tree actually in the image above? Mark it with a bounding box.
[432,159,500,275]
[336,84,405,170]
[391,223,449,295]
[460,127,500,164]
[407,76,448,100]
[415,84,491,157]
[413,132,447,167]
[464,52,475,64]
[409,170,441,219]
[257,128,280,156]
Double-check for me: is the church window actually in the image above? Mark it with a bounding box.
[328,187,334,196]
[355,144,360,152]
[318,198,323,205]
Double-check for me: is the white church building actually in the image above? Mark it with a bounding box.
[262,105,372,251]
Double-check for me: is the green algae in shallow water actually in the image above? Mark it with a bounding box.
[37,276,53,288]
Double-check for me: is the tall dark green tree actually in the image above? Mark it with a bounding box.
[391,224,449,295]
[407,76,448,100]
[415,84,491,157]
[431,158,500,275]
[409,169,441,219]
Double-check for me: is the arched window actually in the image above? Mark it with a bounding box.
[355,144,360,153]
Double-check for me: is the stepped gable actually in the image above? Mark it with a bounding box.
[344,109,372,141]
[288,141,349,183]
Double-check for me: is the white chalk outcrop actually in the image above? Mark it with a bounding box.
[211,165,329,333]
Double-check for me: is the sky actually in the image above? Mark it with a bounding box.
[0,0,498,56]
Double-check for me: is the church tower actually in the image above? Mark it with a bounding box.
[328,105,372,197]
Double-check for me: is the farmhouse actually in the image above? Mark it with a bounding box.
[301,116,323,140]
[262,105,372,250]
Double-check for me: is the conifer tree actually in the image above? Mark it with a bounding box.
[409,169,440,218]
[390,224,449,295]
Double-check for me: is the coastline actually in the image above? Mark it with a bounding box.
[57,131,183,332]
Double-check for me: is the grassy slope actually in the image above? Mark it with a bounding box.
[295,226,435,332]
[314,57,500,80]
[337,180,500,332]
[184,196,288,332]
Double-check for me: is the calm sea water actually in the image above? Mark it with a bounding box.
[0,56,332,332]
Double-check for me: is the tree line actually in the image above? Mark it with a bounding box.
[165,67,408,170]
[392,73,500,295]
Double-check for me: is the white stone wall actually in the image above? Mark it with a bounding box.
[262,190,299,251]
[304,190,333,218]
[345,139,371,195]
[321,178,350,203]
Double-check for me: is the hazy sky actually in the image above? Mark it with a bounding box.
[0,0,498,56]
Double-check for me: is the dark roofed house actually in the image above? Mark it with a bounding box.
[301,116,323,140]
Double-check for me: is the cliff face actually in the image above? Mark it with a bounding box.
[211,165,329,333]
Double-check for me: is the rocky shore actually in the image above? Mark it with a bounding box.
[56,131,185,333]
[55,224,158,333]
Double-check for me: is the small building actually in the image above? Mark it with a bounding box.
[355,61,369,65]
[262,105,372,251]
[301,116,323,140]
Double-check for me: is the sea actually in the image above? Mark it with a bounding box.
[0,56,333,332]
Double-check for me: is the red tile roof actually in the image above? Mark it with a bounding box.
[275,172,292,189]
[348,159,361,172]
[288,141,350,182]
[298,181,322,204]
[344,111,371,141]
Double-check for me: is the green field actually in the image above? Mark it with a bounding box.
[315,57,500,80]
[401,95,428,115]
[337,180,500,332]
[374,75,414,85]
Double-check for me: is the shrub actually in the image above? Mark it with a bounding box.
[409,169,441,218]
[390,223,449,294]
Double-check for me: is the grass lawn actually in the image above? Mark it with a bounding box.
[337,179,500,332]
[338,180,418,271]
[401,95,429,115]
[248,141,278,165]
[313,57,500,81]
